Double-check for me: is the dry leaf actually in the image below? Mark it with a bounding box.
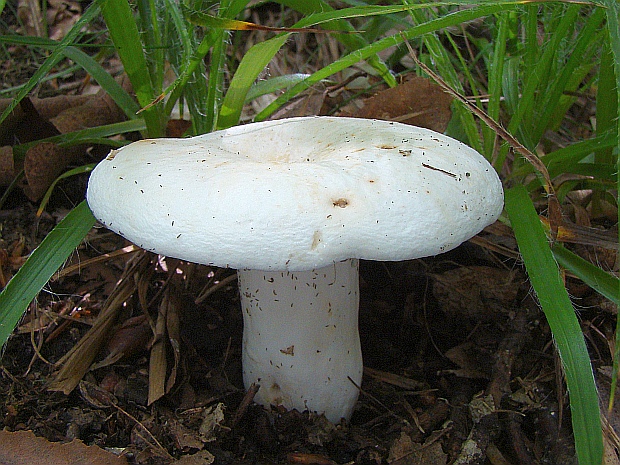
[199,403,226,442]
[388,432,447,465]
[268,91,327,120]
[341,75,453,133]
[364,366,428,390]
[287,452,337,465]
[90,315,152,371]
[431,266,519,321]
[597,368,620,464]
[0,430,127,465]
[0,145,14,185]
[167,119,192,137]
[0,95,91,129]
[165,285,182,393]
[149,291,169,405]
[22,77,132,200]
[0,96,91,184]
[49,252,153,394]
[443,341,490,380]
[17,0,44,37]
[166,418,205,451]
[47,0,82,41]
[0,97,62,147]
[175,450,216,465]
[22,141,83,201]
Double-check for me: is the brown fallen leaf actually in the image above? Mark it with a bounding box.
[287,452,337,465]
[22,141,83,201]
[175,450,216,465]
[443,341,491,380]
[22,78,132,200]
[1,76,131,200]
[0,97,67,147]
[49,251,154,394]
[90,314,152,371]
[431,266,520,321]
[17,0,44,37]
[596,367,620,464]
[47,0,82,41]
[0,430,127,465]
[0,95,92,134]
[199,403,226,443]
[166,418,205,451]
[268,91,328,120]
[0,145,14,185]
[363,366,428,391]
[340,75,453,133]
[387,431,448,465]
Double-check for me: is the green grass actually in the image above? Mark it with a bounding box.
[0,201,95,347]
[506,186,604,465]
[1,1,618,463]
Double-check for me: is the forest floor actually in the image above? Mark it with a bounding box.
[0,3,618,465]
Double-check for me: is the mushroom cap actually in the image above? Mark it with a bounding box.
[86,117,503,271]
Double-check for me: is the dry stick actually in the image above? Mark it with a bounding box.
[49,251,152,393]
[25,310,53,374]
[402,38,562,241]
[81,380,173,461]
[228,382,260,430]
[116,407,174,461]
[347,375,401,421]
[195,273,238,305]
[52,245,141,281]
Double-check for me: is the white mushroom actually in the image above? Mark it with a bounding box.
[86,116,503,423]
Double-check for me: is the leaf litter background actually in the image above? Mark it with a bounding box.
[0,2,619,465]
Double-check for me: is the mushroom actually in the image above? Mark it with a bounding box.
[86,116,503,423]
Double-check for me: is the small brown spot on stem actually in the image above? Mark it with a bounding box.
[280,345,294,356]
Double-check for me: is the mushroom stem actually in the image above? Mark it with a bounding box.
[238,258,362,423]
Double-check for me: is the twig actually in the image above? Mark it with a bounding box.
[347,375,401,421]
[228,382,260,429]
[195,273,237,304]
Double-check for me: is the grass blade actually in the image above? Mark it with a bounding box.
[99,0,164,137]
[217,33,290,129]
[246,74,312,102]
[255,3,511,121]
[11,119,147,162]
[0,201,96,347]
[60,46,141,118]
[482,11,508,160]
[505,185,602,465]
[0,2,101,125]
[274,0,396,87]
[552,243,619,308]
[36,165,96,216]
[506,5,580,147]
[599,0,620,418]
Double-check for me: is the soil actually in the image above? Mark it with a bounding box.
[0,3,618,464]
[0,196,615,464]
